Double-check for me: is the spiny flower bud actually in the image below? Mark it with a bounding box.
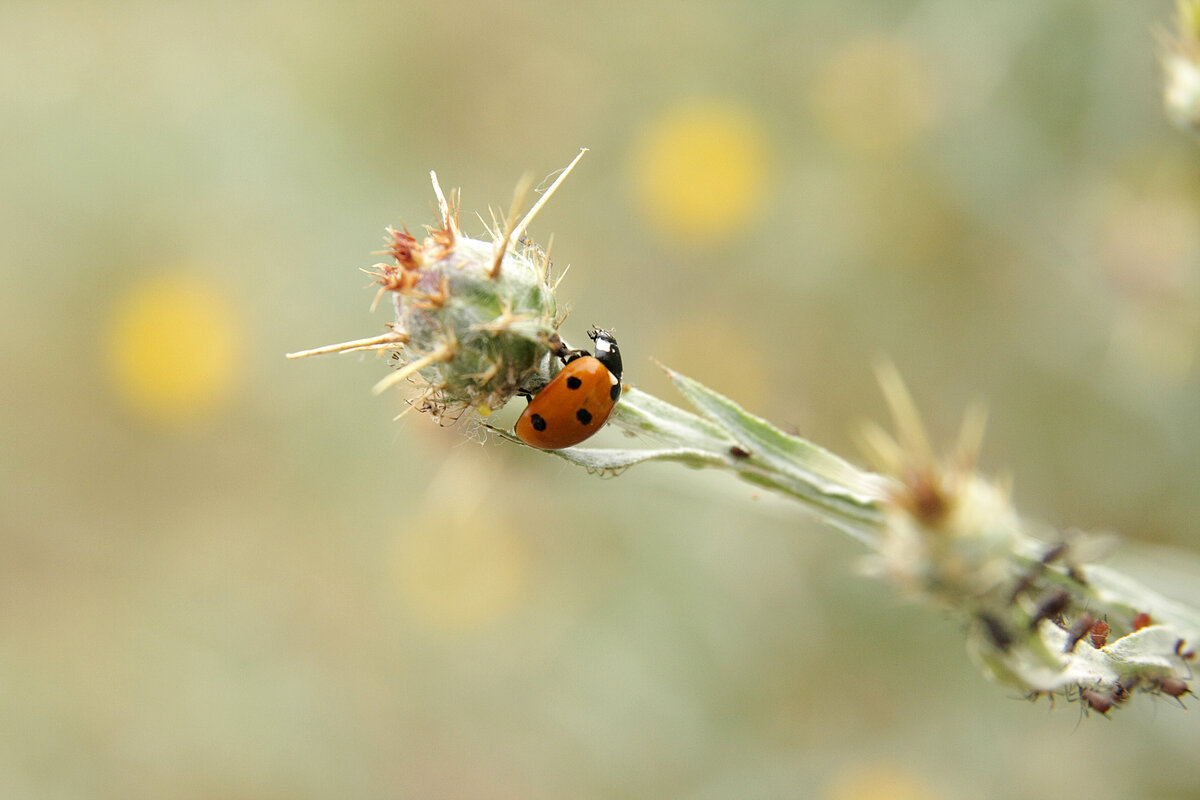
[859,363,1195,715]
[288,151,588,424]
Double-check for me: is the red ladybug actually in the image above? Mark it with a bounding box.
[515,328,623,449]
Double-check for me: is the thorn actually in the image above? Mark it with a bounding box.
[479,208,498,240]
[429,171,459,238]
[286,331,407,359]
[538,233,555,284]
[371,342,456,395]
[550,263,571,292]
[855,420,905,477]
[507,147,588,255]
[392,400,421,422]
[953,401,989,473]
[490,172,535,278]
[873,359,935,473]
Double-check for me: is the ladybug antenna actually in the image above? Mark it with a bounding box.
[588,327,622,380]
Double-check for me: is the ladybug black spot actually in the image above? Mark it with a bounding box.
[530,413,547,431]
[576,408,593,425]
[566,376,583,390]
[610,383,621,402]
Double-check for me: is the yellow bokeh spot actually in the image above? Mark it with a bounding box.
[394,509,529,631]
[630,100,769,242]
[105,273,240,423]
[811,36,939,155]
[824,762,938,800]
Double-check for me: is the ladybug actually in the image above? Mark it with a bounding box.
[515,328,623,449]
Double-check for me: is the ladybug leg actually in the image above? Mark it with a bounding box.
[545,332,590,365]
[544,332,568,357]
[518,368,551,399]
[562,349,590,364]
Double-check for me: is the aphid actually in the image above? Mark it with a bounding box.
[1008,543,1067,604]
[1132,611,1152,631]
[1064,613,1096,653]
[515,328,622,450]
[1030,588,1071,630]
[1040,541,1069,565]
[1089,619,1110,649]
[1008,571,1038,604]
[729,445,751,459]
[1112,676,1139,704]
[980,612,1013,651]
[1080,687,1114,715]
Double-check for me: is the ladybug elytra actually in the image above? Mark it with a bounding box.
[515,328,622,449]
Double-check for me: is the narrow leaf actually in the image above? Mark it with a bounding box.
[663,367,884,509]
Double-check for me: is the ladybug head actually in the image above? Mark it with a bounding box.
[588,328,622,380]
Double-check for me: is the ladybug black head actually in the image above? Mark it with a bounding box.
[588,328,622,380]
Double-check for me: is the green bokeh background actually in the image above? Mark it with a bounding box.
[4,1,1200,797]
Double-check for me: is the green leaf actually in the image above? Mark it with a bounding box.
[611,385,735,450]
[484,422,725,471]
[661,367,884,522]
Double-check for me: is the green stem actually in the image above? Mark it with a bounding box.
[487,361,1199,714]
[493,373,888,547]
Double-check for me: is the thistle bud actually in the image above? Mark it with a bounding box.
[288,152,588,424]
[859,363,1196,714]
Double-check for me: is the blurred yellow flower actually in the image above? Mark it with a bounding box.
[824,762,938,800]
[811,36,939,155]
[104,273,239,423]
[630,100,770,243]
[392,458,530,630]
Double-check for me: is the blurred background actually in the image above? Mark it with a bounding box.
[3,0,1200,797]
